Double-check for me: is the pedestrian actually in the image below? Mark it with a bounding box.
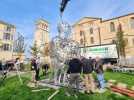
[15,58,20,70]
[81,57,95,94]
[42,64,49,76]
[35,57,40,82]
[2,59,6,70]
[31,58,36,82]
[14,58,23,84]
[31,57,40,86]
[20,60,24,71]
[66,56,82,98]
[94,57,106,93]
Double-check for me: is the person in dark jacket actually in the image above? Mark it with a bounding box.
[81,57,93,74]
[66,57,82,97]
[31,58,40,83]
[67,58,82,74]
[94,57,105,91]
[81,57,95,93]
[31,58,36,82]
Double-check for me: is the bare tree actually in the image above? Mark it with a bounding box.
[13,32,25,59]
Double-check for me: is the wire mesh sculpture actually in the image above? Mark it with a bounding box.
[49,21,80,85]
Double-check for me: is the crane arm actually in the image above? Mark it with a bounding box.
[60,0,70,14]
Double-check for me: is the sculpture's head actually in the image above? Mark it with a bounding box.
[57,21,72,39]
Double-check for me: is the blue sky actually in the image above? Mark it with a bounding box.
[0,0,134,55]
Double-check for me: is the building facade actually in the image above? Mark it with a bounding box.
[0,20,16,61]
[72,13,134,58]
[34,19,50,63]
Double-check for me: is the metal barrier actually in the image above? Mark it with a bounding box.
[112,67,134,74]
[117,58,134,67]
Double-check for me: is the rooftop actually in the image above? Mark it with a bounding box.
[103,13,134,22]
[0,20,15,28]
[73,12,134,26]
[36,18,49,25]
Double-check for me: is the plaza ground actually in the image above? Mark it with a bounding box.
[0,71,133,100]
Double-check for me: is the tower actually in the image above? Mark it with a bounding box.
[34,19,49,48]
[34,19,50,63]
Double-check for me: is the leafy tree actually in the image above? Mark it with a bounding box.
[116,23,126,58]
[30,41,39,57]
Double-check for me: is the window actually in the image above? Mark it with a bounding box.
[6,26,12,32]
[80,38,84,45]
[45,25,48,31]
[132,38,134,45]
[112,40,116,44]
[130,17,134,29]
[3,44,10,51]
[41,32,45,42]
[124,38,128,45]
[41,24,48,31]
[90,28,93,34]
[80,31,84,36]
[41,24,44,29]
[110,22,115,32]
[43,25,46,29]
[11,35,13,40]
[3,33,10,40]
[118,23,123,32]
[90,37,94,44]
[44,24,48,31]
